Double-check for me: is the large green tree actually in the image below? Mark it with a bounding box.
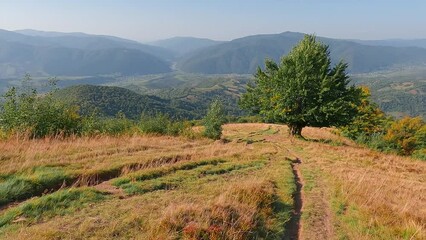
[240,35,361,136]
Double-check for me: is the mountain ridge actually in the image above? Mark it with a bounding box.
[177,31,426,74]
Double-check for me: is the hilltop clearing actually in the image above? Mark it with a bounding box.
[0,124,424,239]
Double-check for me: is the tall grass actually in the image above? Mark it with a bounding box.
[151,180,279,239]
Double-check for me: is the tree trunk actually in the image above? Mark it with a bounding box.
[289,124,303,137]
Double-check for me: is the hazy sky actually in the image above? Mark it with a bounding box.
[1,0,425,42]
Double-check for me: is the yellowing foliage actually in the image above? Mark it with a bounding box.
[384,116,425,155]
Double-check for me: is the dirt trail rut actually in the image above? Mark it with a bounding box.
[284,157,304,240]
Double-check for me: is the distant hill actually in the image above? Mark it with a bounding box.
[0,29,174,78]
[0,40,172,77]
[177,32,426,74]
[149,37,222,56]
[112,72,251,117]
[352,67,426,119]
[54,85,201,119]
[10,29,174,60]
[353,39,426,49]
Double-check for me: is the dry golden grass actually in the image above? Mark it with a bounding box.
[0,123,425,239]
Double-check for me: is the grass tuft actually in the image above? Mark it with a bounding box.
[0,166,74,207]
[0,188,106,228]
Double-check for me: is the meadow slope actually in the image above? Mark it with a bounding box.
[0,124,424,239]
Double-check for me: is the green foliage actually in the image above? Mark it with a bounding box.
[203,100,226,140]
[54,85,199,120]
[384,117,425,155]
[139,113,171,135]
[138,113,195,137]
[412,148,426,160]
[240,35,361,136]
[81,112,135,136]
[0,188,106,227]
[341,87,391,140]
[0,75,81,138]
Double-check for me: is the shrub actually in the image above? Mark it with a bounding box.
[139,113,170,135]
[236,115,263,123]
[139,113,195,137]
[413,149,426,161]
[341,87,390,140]
[80,111,136,136]
[0,75,82,138]
[384,117,425,155]
[203,100,225,140]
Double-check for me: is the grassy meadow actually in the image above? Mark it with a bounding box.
[0,124,424,239]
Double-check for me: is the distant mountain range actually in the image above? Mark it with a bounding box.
[177,32,426,74]
[0,29,173,78]
[352,38,426,49]
[2,29,426,78]
[1,29,426,118]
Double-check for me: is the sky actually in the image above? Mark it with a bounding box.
[0,0,425,42]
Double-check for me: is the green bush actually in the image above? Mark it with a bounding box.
[0,76,82,138]
[138,113,194,137]
[236,115,263,123]
[81,112,135,136]
[139,113,171,135]
[203,100,226,140]
[412,149,426,161]
[341,87,390,140]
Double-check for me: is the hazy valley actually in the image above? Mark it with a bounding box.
[1,29,425,119]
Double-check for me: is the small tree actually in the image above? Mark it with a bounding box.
[203,100,225,140]
[240,35,361,136]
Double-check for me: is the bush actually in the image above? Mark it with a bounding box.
[203,100,226,140]
[139,113,171,135]
[81,112,135,136]
[139,113,195,137]
[384,117,425,155]
[355,132,393,153]
[341,87,390,140]
[0,76,82,138]
[236,115,263,123]
[413,149,426,161]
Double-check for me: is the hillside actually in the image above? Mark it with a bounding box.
[54,85,201,119]
[353,38,426,49]
[6,29,174,60]
[0,29,174,78]
[177,32,426,74]
[149,37,222,56]
[0,124,424,239]
[110,72,251,116]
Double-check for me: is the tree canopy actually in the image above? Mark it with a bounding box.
[240,35,361,136]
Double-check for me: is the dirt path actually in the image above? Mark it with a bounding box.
[284,157,304,240]
[268,135,334,240]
